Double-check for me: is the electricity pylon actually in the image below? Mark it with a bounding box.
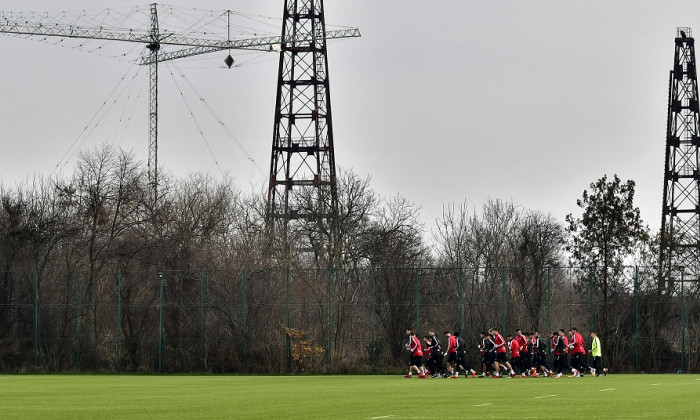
[660,27,700,285]
[0,3,359,199]
[267,0,348,266]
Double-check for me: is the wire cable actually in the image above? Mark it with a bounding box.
[165,62,227,178]
[171,63,266,178]
[51,64,141,175]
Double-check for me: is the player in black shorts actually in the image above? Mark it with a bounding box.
[454,332,476,378]
[426,330,444,378]
[531,330,551,377]
[404,329,426,378]
[481,332,496,377]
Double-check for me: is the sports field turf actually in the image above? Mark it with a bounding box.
[0,374,698,419]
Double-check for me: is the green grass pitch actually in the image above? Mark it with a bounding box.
[1,374,698,419]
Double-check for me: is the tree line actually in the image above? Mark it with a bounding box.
[0,145,697,373]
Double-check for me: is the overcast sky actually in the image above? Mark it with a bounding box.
[1,0,700,235]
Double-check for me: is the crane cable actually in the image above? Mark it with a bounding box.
[110,66,147,146]
[168,63,266,177]
[165,62,226,178]
[51,64,142,176]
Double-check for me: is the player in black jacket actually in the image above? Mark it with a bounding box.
[453,332,476,378]
[481,332,496,377]
[531,330,551,377]
[426,329,445,377]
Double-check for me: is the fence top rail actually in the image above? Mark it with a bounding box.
[0,265,669,275]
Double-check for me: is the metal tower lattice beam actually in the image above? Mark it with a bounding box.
[148,4,159,195]
[660,27,700,282]
[267,0,339,262]
[138,28,360,65]
[0,15,359,50]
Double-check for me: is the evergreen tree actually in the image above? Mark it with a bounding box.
[566,174,649,334]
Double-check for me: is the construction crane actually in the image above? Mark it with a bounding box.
[0,3,360,199]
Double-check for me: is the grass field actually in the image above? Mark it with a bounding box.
[1,373,699,419]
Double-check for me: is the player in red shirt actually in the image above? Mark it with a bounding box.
[490,328,514,378]
[568,327,592,377]
[444,331,459,378]
[422,336,434,376]
[514,329,531,377]
[524,332,534,374]
[507,334,528,377]
[547,331,556,375]
[404,329,426,378]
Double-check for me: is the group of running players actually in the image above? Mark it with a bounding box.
[404,327,607,379]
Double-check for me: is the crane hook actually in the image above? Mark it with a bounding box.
[224,54,234,69]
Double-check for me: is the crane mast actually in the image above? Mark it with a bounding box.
[148,3,159,198]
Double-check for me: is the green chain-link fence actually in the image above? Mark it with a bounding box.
[0,267,697,374]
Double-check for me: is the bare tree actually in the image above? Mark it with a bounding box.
[505,210,565,329]
[0,177,79,366]
[434,200,562,333]
[366,195,430,361]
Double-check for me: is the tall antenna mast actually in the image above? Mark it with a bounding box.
[148,3,160,199]
[660,27,700,285]
[224,10,234,69]
[267,0,340,265]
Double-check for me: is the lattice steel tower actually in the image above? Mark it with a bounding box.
[660,27,700,281]
[267,0,339,260]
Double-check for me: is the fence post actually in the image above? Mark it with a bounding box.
[415,268,420,332]
[370,267,376,374]
[75,272,81,371]
[34,272,39,368]
[546,266,552,333]
[158,270,163,374]
[199,269,205,373]
[459,267,464,336]
[680,268,685,374]
[285,269,291,373]
[327,267,333,371]
[588,266,595,332]
[501,267,506,333]
[116,271,122,373]
[634,266,639,374]
[546,266,552,368]
[242,270,248,373]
